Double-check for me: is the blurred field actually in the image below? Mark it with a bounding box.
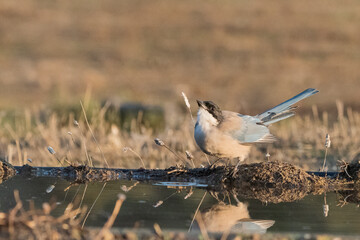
[0,0,359,170]
[1,0,360,112]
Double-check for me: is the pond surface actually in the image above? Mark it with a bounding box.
[0,176,359,237]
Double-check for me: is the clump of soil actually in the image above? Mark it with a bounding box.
[0,159,16,182]
[230,161,318,188]
[162,161,335,203]
[224,161,328,203]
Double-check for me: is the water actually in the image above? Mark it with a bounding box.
[0,176,359,237]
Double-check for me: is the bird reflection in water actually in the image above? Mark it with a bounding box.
[198,201,275,234]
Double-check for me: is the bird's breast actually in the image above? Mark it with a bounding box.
[194,121,251,159]
[194,123,209,154]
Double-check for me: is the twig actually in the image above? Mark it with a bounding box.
[338,159,352,179]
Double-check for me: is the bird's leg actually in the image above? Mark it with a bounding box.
[232,194,241,205]
[210,158,222,169]
[231,159,242,178]
[226,158,232,167]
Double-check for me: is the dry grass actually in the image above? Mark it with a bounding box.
[0,100,358,171]
[0,190,130,240]
[0,190,87,239]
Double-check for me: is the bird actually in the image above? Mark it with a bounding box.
[194,88,319,165]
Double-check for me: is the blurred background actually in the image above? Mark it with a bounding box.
[1,0,359,113]
[0,0,359,169]
[0,3,359,238]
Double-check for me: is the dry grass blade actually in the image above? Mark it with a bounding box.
[94,194,126,240]
[182,92,194,124]
[323,194,329,217]
[80,100,109,168]
[153,223,164,238]
[154,138,189,167]
[322,134,331,172]
[195,211,210,240]
[121,181,139,193]
[8,190,23,236]
[70,184,82,205]
[123,147,146,169]
[47,146,65,166]
[74,121,93,167]
[188,191,207,233]
[76,183,88,218]
[82,182,107,229]
[185,150,195,168]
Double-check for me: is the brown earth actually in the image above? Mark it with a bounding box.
[0,159,356,203]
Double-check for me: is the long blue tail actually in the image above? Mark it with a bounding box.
[256,88,319,125]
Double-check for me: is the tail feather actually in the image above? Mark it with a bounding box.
[261,111,295,126]
[251,220,275,229]
[237,219,275,229]
[257,88,318,124]
[254,133,277,143]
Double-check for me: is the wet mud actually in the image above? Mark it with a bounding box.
[0,159,358,203]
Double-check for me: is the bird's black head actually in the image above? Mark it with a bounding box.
[197,100,224,122]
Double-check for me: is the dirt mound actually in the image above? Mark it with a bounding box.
[230,161,317,187]
[223,161,327,203]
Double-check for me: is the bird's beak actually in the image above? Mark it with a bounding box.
[197,100,205,108]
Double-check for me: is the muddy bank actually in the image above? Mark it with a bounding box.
[0,160,16,183]
[215,161,351,203]
[1,160,358,203]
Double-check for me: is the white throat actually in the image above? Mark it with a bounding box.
[196,108,219,130]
